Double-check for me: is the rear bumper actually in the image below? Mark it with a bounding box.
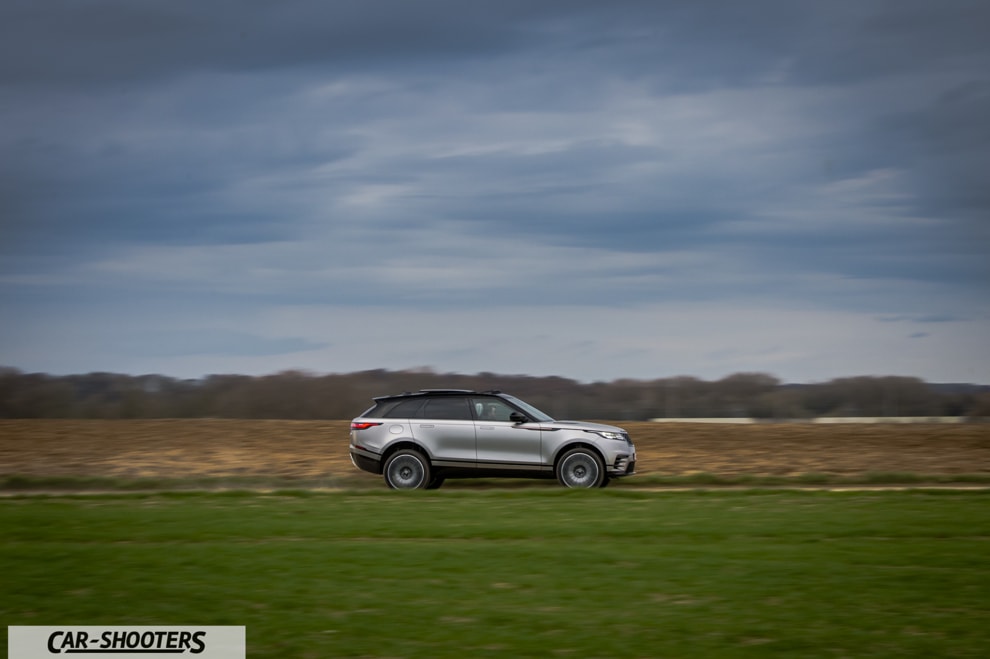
[349,446,382,474]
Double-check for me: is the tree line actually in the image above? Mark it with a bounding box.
[1,367,988,420]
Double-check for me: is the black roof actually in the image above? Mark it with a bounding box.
[373,389,502,401]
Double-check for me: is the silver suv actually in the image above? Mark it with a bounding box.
[349,389,636,489]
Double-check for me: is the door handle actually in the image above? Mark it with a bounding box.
[419,424,435,428]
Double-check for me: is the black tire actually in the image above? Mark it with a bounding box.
[383,449,431,490]
[425,476,446,490]
[555,448,607,488]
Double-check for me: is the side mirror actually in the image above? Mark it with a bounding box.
[509,412,528,424]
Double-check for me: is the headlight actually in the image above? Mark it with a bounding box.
[592,431,624,441]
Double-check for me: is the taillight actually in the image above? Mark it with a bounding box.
[350,422,383,430]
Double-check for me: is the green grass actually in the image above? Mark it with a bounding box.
[631,472,990,487]
[2,490,989,657]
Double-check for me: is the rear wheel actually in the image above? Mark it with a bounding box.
[384,449,431,490]
[555,448,606,488]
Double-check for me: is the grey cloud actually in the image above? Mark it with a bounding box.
[133,330,328,358]
[0,0,551,87]
[3,1,986,89]
[879,314,968,324]
[878,81,990,220]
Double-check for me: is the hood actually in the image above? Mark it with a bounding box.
[538,420,626,433]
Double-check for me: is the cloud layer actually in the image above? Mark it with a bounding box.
[2,1,988,382]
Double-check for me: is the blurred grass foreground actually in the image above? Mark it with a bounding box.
[2,490,989,657]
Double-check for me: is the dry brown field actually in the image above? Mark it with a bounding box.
[2,419,989,486]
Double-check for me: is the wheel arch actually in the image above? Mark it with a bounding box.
[552,441,606,469]
[381,439,432,467]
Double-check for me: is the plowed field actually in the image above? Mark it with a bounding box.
[2,420,989,485]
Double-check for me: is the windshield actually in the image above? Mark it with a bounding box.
[502,395,555,422]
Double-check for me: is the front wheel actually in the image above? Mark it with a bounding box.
[555,448,606,488]
[384,449,431,490]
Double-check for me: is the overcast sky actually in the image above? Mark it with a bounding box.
[1,0,988,384]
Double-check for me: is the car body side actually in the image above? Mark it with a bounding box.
[349,392,636,482]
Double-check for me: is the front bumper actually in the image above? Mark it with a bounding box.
[608,451,637,477]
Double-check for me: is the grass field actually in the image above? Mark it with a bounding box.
[3,490,989,657]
